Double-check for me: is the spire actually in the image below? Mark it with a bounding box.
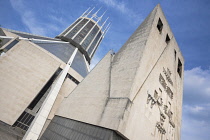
[85,7,95,17]
[81,7,90,17]
[101,17,109,28]
[56,7,110,63]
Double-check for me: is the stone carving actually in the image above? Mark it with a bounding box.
[157,97,163,106]
[166,86,173,99]
[163,67,173,86]
[159,73,174,100]
[156,122,166,134]
[159,74,167,90]
[147,93,156,108]
[147,91,163,108]
[151,71,176,138]
[164,105,175,128]
[160,112,166,122]
[169,120,175,128]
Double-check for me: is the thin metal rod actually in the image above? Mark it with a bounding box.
[85,7,95,17]
[23,48,78,140]
[90,24,110,57]
[63,17,85,37]
[81,7,91,17]
[0,36,14,39]
[85,28,101,51]
[80,14,104,45]
[100,10,107,18]
[101,17,109,28]
[104,22,111,32]
[90,35,103,57]
[58,7,90,36]
[63,7,94,37]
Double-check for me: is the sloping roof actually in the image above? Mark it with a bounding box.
[35,42,88,77]
[2,28,60,41]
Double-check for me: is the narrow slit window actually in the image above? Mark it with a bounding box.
[166,34,170,44]
[28,68,62,110]
[1,39,19,54]
[174,50,177,60]
[177,59,182,77]
[157,18,163,33]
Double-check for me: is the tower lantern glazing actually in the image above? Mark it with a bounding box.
[56,7,110,63]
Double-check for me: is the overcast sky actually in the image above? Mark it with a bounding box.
[0,0,210,139]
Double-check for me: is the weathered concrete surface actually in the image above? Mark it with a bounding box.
[54,4,184,140]
[56,51,112,127]
[0,29,86,139]
[0,39,60,125]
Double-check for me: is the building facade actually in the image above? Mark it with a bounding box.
[40,4,184,140]
[0,8,109,140]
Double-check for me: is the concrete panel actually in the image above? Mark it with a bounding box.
[47,4,184,140]
[56,52,112,127]
[0,40,60,125]
[110,5,158,98]
[118,5,184,140]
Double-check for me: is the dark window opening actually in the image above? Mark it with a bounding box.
[13,111,35,131]
[66,74,80,85]
[177,59,182,77]
[1,40,19,55]
[28,68,62,110]
[174,50,177,60]
[157,18,163,33]
[166,34,170,44]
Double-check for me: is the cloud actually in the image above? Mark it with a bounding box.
[184,67,210,105]
[182,67,210,140]
[9,0,61,36]
[98,0,142,25]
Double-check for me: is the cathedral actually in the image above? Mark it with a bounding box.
[0,4,183,140]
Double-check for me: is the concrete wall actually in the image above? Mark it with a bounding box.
[0,29,86,139]
[56,52,112,127]
[53,4,184,140]
[0,39,61,125]
[119,5,184,139]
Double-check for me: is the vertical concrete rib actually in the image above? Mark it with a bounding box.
[71,8,95,40]
[63,7,95,37]
[22,48,78,140]
[80,10,106,45]
[89,23,110,57]
[58,7,90,36]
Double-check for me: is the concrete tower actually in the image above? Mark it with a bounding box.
[41,4,184,140]
[0,8,109,140]
[56,7,110,62]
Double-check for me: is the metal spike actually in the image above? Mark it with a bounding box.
[101,17,109,28]
[104,22,111,32]
[104,26,111,36]
[81,7,90,17]
[92,7,102,19]
[100,10,107,18]
[94,7,102,15]
[86,7,95,17]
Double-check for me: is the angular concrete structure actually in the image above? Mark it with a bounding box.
[0,8,109,140]
[41,4,184,140]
